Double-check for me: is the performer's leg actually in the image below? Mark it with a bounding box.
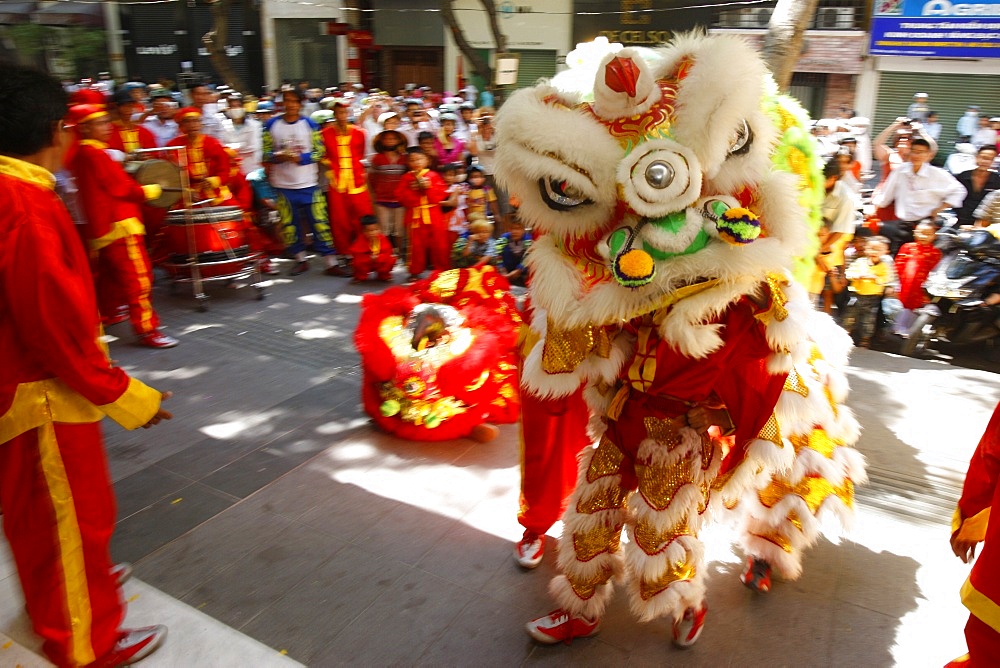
[306,188,337,261]
[622,416,719,640]
[429,225,451,273]
[327,190,353,259]
[0,423,124,667]
[409,225,427,276]
[110,236,160,336]
[517,388,591,540]
[373,253,395,280]
[965,613,1000,666]
[547,433,634,620]
[276,189,304,257]
[352,253,373,281]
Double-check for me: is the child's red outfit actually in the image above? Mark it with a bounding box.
[950,401,1000,666]
[350,232,395,281]
[396,168,448,276]
[895,241,942,310]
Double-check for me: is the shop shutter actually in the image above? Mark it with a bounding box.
[512,50,557,89]
[874,71,1000,159]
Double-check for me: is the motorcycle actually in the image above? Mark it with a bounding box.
[901,227,1000,357]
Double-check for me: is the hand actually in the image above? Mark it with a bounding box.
[142,391,173,429]
[951,533,979,563]
[686,405,731,435]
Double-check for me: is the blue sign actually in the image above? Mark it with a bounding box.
[870,0,1000,58]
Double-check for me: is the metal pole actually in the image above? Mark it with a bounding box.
[103,1,127,81]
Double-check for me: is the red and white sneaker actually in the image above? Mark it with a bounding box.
[672,604,707,648]
[526,609,600,645]
[514,531,545,569]
[89,625,167,667]
[740,556,772,593]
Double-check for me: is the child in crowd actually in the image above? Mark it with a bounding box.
[350,215,396,283]
[452,215,496,268]
[811,223,848,319]
[465,166,502,227]
[845,235,896,347]
[892,221,942,335]
[495,218,532,286]
[396,146,448,282]
[369,128,408,259]
[417,131,441,172]
[439,163,465,249]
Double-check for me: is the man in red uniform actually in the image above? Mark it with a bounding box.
[949,400,1000,667]
[0,63,171,668]
[322,99,373,270]
[396,147,448,281]
[107,88,157,156]
[67,104,178,349]
[168,107,276,274]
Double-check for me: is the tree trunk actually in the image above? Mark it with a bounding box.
[480,0,508,53]
[441,0,494,87]
[203,0,249,93]
[762,0,820,92]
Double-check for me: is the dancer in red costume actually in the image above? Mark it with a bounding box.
[322,99,372,266]
[350,215,395,283]
[948,400,1000,667]
[67,104,178,348]
[0,64,171,668]
[355,266,521,443]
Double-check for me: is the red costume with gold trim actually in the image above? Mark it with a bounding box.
[322,123,373,256]
[69,137,162,336]
[396,168,448,276]
[107,120,157,155]
[166,133,234,206]
[949,401,1000,666]
[349,231,395,281]
[355,267,521,442]
[0,155,163,667]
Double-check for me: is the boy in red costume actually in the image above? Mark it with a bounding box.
[396,147,448,281]
[322,99,373,268]
[67,104,178,348]
[892,222,942,335]
[107,88,158,156]
[948,400,1000,667]
[350,215,395,283]
[0,63,172,668]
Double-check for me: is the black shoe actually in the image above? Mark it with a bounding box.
[288,261,309,276]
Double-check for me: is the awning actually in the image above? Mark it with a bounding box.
[32,1,104,28]
[0,2,38,25]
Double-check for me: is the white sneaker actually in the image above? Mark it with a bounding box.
[526,609,600,644]
[514,532,545,569]
[672,604,707,648]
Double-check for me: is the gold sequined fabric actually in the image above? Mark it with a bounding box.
[636,456,694,512]
[751,530,793,553]
[427,270,460,299]
[572,522,624,562]
[757,413,782,448]
[568,564,614,600]
[577,484,629,515]
[782,368,810,397]
[634,517,692,556]
[643,416,686,447]
[638,559,696,600]
[761,273,789,322]
[789,428,841,458]
[586,436,625,484]
[542,323,597,374]
[758,476,855,514]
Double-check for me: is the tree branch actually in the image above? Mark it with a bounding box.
[440,0,494,87]
[480,0,507,53]
[203,0,249,93]
[762,0,820,92]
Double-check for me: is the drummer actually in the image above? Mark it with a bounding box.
[108,87,158,158]
[66,103,179,348]
[167,107,278,275]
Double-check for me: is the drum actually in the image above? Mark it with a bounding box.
[124,159,182,208]
[164,206,252,278]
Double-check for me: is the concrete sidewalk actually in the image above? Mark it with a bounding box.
[2,260,998,666]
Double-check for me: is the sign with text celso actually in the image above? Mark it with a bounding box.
[870,0,1000,58]
[495,54,520,85]
[572,0,711,47]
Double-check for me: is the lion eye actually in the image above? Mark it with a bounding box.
[538,177,591,211]
[644,161,675,189]
[728,120,753,156]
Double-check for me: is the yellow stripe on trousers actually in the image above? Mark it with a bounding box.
[124,235,155,334]
[37,422,95,666]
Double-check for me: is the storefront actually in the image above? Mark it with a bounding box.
[372,0,444,93]
[261,0,345,92]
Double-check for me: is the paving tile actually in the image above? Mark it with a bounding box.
[296,479,403,543]
[180,519,348,630]
[415,593,536,666]
[239,543,412,664]
[198,441,327,499]
[133,502,295,600]
[111,482,237,564]
[414,521,511,592]
[311,569,476,665]
[524,635,630,665]
[154,435,269,481]
[832,539,921,618]
[347,499,456,566]
[113,465,194,520]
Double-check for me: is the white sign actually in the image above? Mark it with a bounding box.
[495,54,520,86]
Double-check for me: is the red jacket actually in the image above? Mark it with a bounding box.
[107,121,157,155]
[322,124,368,194]
[396,169,446,229]
[895,242,941,310]
[0,155,161,436]
[349,232,394,262]
[69,139,150,249]
[167,133,233,204]
[954,401,1000,632]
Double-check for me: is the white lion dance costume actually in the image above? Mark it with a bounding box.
[494,33,867,647]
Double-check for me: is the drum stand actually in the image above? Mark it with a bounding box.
[135,146,266,311]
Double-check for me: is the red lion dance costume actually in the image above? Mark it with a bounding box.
[494,34,866,648]
[355,266,521,441]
